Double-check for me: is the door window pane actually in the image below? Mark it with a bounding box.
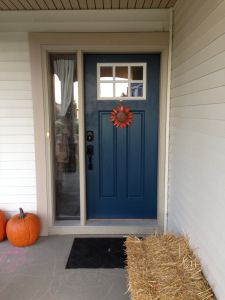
[51,54,80,220]
[100,66,113,80]
[115,66,128,81]
[115,82,128,97]
[131,83,143,97]
[100,82,114,97]
[131,66,143,80]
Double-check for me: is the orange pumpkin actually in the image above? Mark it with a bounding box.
[6,208,40,247]
[0,211,7,241]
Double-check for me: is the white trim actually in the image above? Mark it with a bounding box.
[77,50,87,226]
[156,48,169,231]
[97,62,146,100]
[0,10,170,32]
[41,49,55,227]
[164,8,173,233]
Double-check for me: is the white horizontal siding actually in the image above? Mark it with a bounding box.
[173,7,225,69]
[0,81,31,90]
[0,100,33,108]
[0,118,33,126]
[0,62,31,72]
[0,144,34,152]
[0,203,36,212]
[0,126,34,135]
[0,32,36,218]
[0,178,36,187]
[169,1,225,299]
[172,50,225,88]
[0,51,30,62]
[171,86,225,107]
[0,72,31,81]
[171,68,225,97]
[0,161,35,170]
[0,136,34,144]
[0,153,35,162]
[0,91,32,99]
[172,33,225,79]
[171,103,225,121]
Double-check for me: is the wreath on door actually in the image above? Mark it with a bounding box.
[111,105,133,128]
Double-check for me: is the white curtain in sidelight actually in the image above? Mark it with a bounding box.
[53,57,75,116]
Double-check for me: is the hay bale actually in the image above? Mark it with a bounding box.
[125,234,215,300]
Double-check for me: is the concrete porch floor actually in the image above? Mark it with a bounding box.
[0,235,129,300]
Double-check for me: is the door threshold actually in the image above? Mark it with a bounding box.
[86,219,158,227]
[48,219,161,235]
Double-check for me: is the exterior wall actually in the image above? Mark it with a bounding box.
[0,32,37,217]
[168,0,225,298]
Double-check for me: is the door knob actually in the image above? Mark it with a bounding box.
[87,145,94,170]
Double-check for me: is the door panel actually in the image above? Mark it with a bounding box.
[127,112,144,197]
[84,53,160,219]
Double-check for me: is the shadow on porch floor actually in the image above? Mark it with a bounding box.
[0,235,129,300]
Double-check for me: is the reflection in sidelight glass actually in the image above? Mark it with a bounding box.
[51,54,80,220]
[100,66,113,80]
[131,83,143,97]
[115,66,128,80]
[115,82,128,97]
[131,66,143,80]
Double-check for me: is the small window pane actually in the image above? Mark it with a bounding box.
[115,83,128,97]
[131,66,143,80]
[115,66,128,81]
[100,83,113,97]
[131,83,143,97]
[100,67,113,80]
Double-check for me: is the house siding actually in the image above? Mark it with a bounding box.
[169,0,225,299]
[0,32,36,217]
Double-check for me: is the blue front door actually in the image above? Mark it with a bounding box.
[84,53,160,219]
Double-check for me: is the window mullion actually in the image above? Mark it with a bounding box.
[113,66,115,98]
[128,65,131,97]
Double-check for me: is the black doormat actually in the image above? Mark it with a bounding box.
[66,237,127,269]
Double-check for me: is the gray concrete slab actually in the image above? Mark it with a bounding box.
[0,235,129,300]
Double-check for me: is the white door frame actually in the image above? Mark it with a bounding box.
[29,32,170,235]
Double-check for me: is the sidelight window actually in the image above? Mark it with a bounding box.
[50,54,80,220]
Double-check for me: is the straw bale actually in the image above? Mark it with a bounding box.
[125,234,215,300]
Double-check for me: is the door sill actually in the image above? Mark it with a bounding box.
[48,219,160,235]
[86,219,158,226]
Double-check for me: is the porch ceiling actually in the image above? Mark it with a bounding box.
[0,0,177,10]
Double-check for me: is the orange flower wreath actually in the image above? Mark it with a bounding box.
[111,105,133,128]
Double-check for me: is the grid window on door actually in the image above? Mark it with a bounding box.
[97,63,147,100]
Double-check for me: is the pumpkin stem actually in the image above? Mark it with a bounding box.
[19,208,26,219]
